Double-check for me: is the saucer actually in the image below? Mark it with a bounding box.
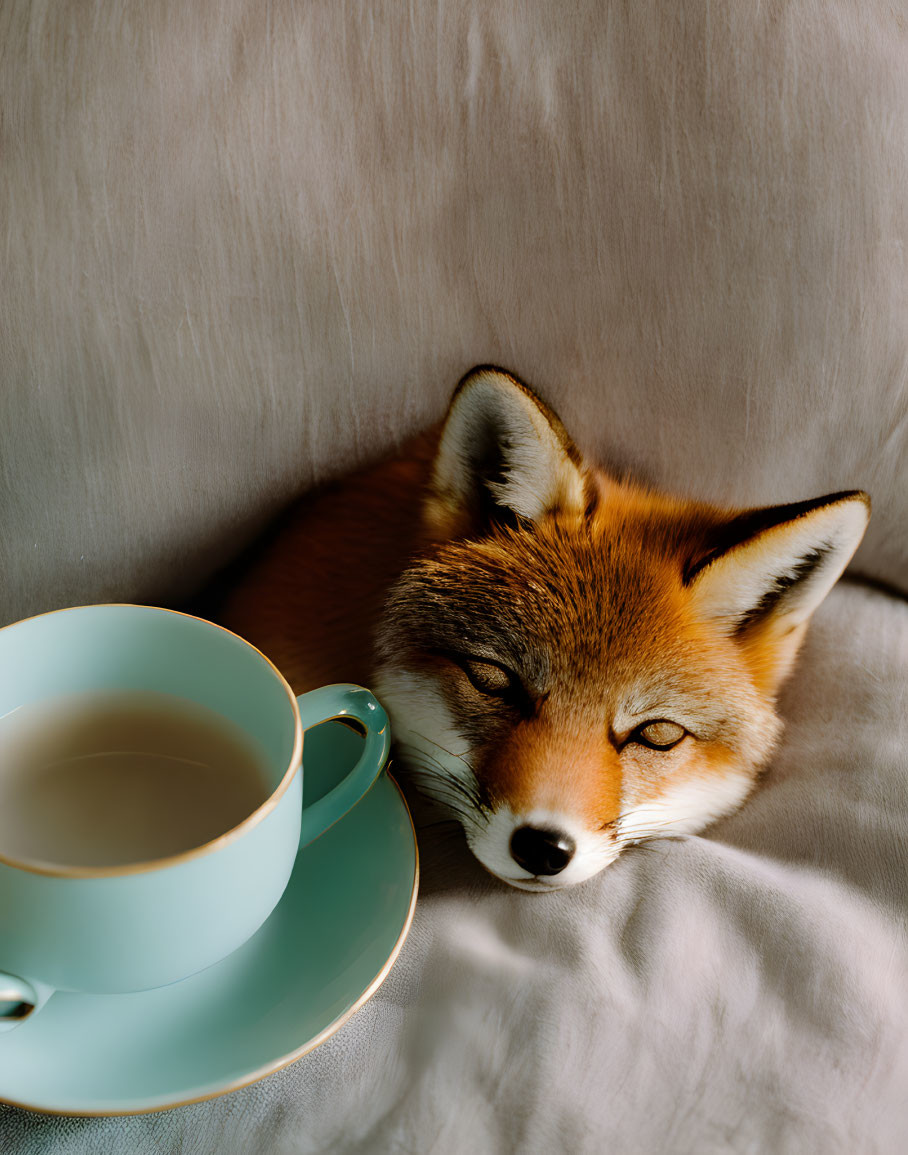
[0,720,418,1116]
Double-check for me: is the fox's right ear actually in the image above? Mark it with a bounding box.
[424,366,588,539]
[686,490,870,642]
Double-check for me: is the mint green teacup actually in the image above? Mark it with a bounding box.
[0,604,389,1033]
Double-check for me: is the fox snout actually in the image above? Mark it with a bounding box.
[458,718,628,888]
[510,826,575,876]
[476,810,588,888]
[474,813,600,891]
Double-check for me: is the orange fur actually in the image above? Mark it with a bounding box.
[486,716,623,825]
[206,430,438,693]
[203,367,868,888]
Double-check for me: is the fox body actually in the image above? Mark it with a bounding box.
[217,367,869,890]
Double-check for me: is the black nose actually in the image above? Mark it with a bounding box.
[509,825,576,876]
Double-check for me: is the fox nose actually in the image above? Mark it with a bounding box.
[510,825,576,876]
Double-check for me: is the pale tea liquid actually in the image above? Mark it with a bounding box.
[0,691,274,869]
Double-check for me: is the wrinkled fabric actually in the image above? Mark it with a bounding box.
[1,585,906,1153]
[0,1,906,626]
[1,2,907,1151]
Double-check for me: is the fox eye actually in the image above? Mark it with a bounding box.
[453,654,528,704]
[459,656,517,697]
[630,720,686,751]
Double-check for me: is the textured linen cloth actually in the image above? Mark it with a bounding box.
[1,584,906,1153]
[0,1,906,627]
[0,3,907,1152]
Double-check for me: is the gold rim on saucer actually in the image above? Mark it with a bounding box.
[0,769,419,1116]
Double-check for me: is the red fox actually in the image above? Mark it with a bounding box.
[214,367,870,890]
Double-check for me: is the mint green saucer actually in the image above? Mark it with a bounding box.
[0,721,418,1116]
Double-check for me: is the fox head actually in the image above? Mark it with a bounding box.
[373,367,870,891]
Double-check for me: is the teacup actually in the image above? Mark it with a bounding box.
[0,604,389,1033]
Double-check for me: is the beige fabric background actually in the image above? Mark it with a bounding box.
[1,2,906,627]
[1,6,908,1153]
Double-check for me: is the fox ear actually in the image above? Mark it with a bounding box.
[425,366,587,538]
[686,491,870,640]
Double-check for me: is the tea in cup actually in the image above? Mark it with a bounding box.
[0,604,389,1031]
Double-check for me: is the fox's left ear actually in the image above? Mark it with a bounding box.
[425,366,588,538]
[686,490,870,645]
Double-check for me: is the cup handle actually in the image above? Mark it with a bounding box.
[295,685,390,849]
[0,972,55,1034]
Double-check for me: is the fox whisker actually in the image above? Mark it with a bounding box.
[393,732,480,783]
[622,843,664,859]
[406,732,480,765]
[401,757,480,806]
[393,743,490,823]
[615,817,696,843]
[399,761,471,803]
